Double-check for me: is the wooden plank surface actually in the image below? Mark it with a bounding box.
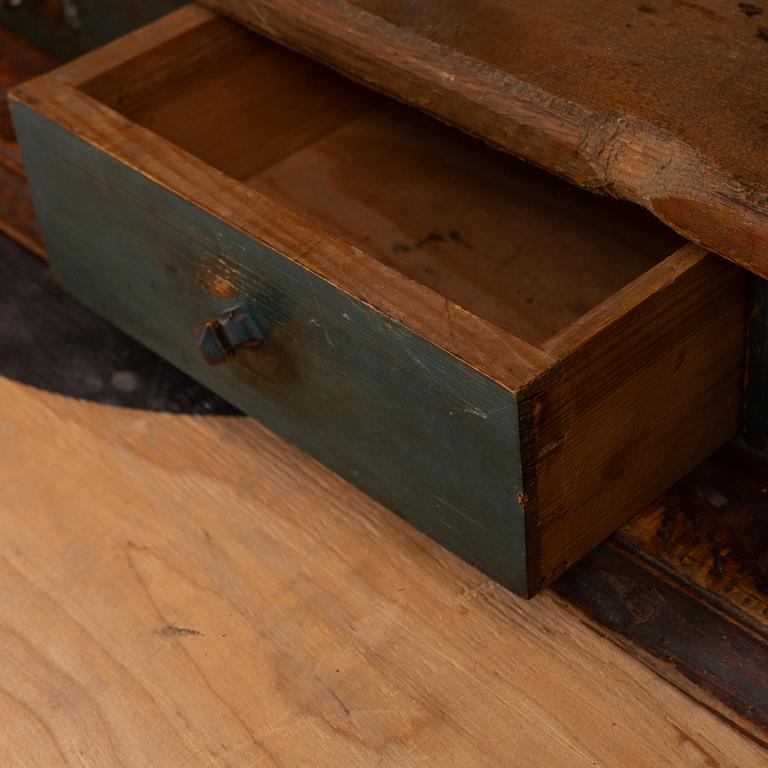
[204,0,768,280]
[1,373,767,767]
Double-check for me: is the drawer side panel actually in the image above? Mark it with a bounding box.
[13,101,530,593]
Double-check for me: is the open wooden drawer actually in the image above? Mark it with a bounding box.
[10,5,747,596]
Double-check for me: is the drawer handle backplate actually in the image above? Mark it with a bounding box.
[194,303,266,365]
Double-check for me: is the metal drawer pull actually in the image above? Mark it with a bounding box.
[194,303,265,365]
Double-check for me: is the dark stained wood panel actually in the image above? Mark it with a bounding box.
[203,0,768,279]
[555,542,768,744]
[616,441,768,636]
[555,440,768,744]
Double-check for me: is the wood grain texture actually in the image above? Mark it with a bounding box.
[1,374,767,767]
[204,0,768,280]
[532,246,747,584]
[12,97,533,593]
[246,102,679,346]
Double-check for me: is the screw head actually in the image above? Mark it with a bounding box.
[194,321,228,365]
[194,303,265,365]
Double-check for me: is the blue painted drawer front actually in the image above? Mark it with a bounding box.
[13,101,531,593]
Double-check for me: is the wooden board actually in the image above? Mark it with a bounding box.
[533,247,747,582]
[204,0,768,281]
[2,373,768,767]
[245,102,679,347]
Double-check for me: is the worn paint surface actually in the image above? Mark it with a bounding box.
[0,226,237,413]
[746,275,768,451]
[555,440,768,740]
[0,0,187,59]
[12,100,530,593]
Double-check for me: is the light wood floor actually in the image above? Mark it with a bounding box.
[0,375,765,767]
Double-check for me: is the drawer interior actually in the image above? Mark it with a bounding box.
[81,15,683,348]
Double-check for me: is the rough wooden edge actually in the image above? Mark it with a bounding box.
[201,0,768,281]
[8,5,554,396]
[517,367,556,596]
[544,243,710,358]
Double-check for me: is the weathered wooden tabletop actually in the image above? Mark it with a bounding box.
[0,343,765,767]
